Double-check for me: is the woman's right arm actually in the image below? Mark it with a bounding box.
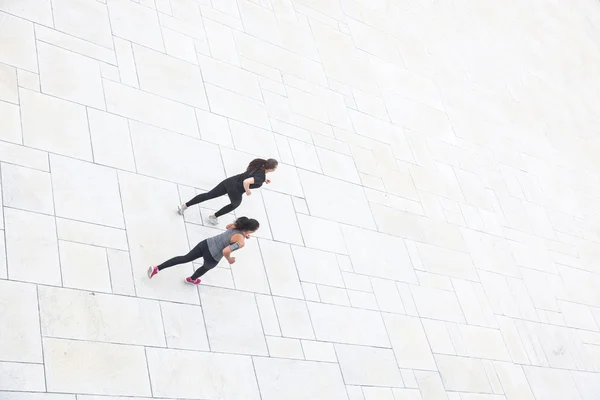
[242,177,255,196]
[222,234,245,264]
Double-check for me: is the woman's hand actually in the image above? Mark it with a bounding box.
[227,256,236,264]
[266,179,271,184]
[245,190,252,196]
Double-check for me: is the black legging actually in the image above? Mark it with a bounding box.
[185,180,243,217]
[157,240,219,280]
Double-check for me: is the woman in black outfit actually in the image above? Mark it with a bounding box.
[178,158,278,225]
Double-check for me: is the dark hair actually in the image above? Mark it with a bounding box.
[246,158,278,173]
[234,217,260,232]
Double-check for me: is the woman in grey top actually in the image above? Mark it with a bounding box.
[147,217,260,285]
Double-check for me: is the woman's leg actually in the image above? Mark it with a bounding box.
[214,191,243,218]
[185,181,227,207]
[190,255,219,280]
[157,240,206,271]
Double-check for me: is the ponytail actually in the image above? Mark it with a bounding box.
[234,217,260,232]
[246,158,278,173]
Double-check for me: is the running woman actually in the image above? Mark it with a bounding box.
[178,158,278,225]
[147,217,260,285]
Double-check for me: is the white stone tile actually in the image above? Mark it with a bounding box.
[422,319,455,355]
[256,294,282,336]
[0,280,42,363]
[113,37,138,88]
[274,296,315,339]
[347,18,402,64]
[342,224,417,283]
[20,89,92,160]
[52,0,113,48]
[88,109,136,171]
[411,285,465,323]
[347,385,366,400]
[0,13,37,72]
[290,268,319,301]
[417,271,453,292]
[348,289,378,310]
[196,108,234,147]
[118,171,198,304]
[308,301,389,347]
[458,324,511,361]
[0,100,20,143]
[206,83,270,130]
[0,0,53,25]
[39,285,165,345]
[230,234,271,294]
[56,218,127,251]
[558,300,599,331]
[414,370,447,400]
[36,25,116,64]
[229,119,279,157]
[436,354,492,393]
[200,285,268,355]
[301,339,337,362]
[160,301,209,351]
[416,242,478,281]
[162,27,197,64]
[0,362,45,392]
[51,155,124,228]
[106,249,135,295]
[5,208,60,285]
[1,163,53,214]
[262,188,303,245]
[133,44,207,109]
[104,79,199,137]
[199,54,261,100]
[463,228,520,277]
[204,18,240,66]
[59,241,112,292]
[0,230,6,278]
[392,388,423,400]
[493,361,535,400]
[44,337,152,396]
[292,245,344,287]
[316,147,361,184]
[371,278,405,314]
[107,0,164,51]
[363,387,395,400]
[297,214,347,254]
[0,63,18,103]
[147,347,260,399]
[343,272,371,292]
[289,138,322,172]
[0,394,75,400]
[254,357,348,400]
[266,336,304,359]
[318,284,350,306]
[336,343,403,387]
[129,120,224,189]
[259,238,304,299]
[452,278,497,328]
[384,313,437,370]
[523,365,582,400]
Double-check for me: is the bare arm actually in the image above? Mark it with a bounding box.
[242,178,255,195]
[222,233,245,264]
[225,223,235,230]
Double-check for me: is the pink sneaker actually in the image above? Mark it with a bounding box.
[147,266,158,279]
[185,277,201,285]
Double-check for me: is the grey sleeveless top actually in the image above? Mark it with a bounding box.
[207,229,243,261]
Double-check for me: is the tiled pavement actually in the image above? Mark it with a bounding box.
[1,0,600,399]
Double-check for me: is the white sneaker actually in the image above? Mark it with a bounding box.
[208,214,218,225]
[177,204,186,215]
